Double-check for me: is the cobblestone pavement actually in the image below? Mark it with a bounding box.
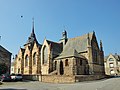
[0,77,120,90]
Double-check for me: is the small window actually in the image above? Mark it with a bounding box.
[65,59,69,66]
[18,58,21,61]
[18,68,20,74]
[110,70,115,74]
[109,58,114,61]
[11,68,13,71]
[109,63,114,68]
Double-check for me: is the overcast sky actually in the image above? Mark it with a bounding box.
[0,0,120,57]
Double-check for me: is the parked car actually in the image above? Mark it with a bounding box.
[11,74,23,81]
[1,74,11,82]
[10,73,16,81]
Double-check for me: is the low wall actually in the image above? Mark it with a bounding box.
[75,75,106,82]
[23,74,106,83]
[41,75,75,83]
[41,75,106,83]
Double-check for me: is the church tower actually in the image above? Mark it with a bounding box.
[59,30,68,46]
[24,18,38,48]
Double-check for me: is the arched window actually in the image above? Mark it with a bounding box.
[55,61,57,70]
[93,50,97,62]
[65,59,69,66]
[43,46,48,64]
[80,60,82,65]
[60,60,64,75]
[33,52,37,65]
[25,55,29,67]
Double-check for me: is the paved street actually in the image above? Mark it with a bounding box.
[0,77,120,90]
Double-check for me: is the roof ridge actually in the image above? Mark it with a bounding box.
[69,32,94,40]
[46,39,61,44]
[0,45,11,54]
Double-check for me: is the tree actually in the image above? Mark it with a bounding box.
[0,63,8,75]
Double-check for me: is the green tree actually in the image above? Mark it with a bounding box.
[0,63,8,75]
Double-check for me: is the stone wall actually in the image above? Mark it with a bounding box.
[41,75,75,83]
[23,74,106,83]
[75,75,106,82]
[41,75,106,83]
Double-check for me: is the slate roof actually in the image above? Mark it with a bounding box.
[64,32,93,52]
[113,55,120,61]
[25,29,38,45]
[20,48,25,55]
[55,47,86,59]
[0,45,11,54]
[56,32,94,59]
[46,40,63,58]
[104,54,120,61]
[24,29,42,51]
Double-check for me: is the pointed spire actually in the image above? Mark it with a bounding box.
[24,18,38,46]
[32,17,34,33]
[31,17,35,37]
[87,33,91,46]
[100,40,103,51]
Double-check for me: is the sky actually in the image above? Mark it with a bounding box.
[0,0,120,57]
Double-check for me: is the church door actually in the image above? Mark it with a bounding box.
[60,61,64,75]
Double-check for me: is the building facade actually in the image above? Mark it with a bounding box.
[14,22,42,75]
[14,21,105,81]
[0,45,12,74]
[104,54,120,76]
[11,61,15,74]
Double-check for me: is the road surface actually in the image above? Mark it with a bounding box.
[0,77,120,90]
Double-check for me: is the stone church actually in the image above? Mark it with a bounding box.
[14,21,105,82]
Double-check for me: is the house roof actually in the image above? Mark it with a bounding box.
[104,54,120,61]
[113,54,120,61]
[55,32,94,59]
[0,45,11,54]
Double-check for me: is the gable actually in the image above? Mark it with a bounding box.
[91,33,99,50]
[41,39,50,51]
[107,54,116,62]
[33,42,41,50]
[24,46,31,55]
